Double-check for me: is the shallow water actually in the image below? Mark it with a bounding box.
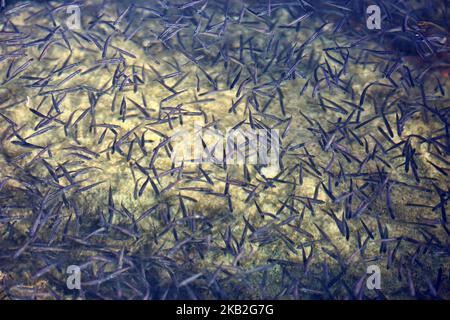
[0,0,449,300]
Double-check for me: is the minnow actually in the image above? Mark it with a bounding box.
[83,268,131,286]
[93,57,125,66]
[2,58,34,85]
[62,145,99,158]
[24,125,58,140]
[286,11,314,27]
[114,5,132,28]
[127,97,150,118]
[230,68,242,90]
[160,89,187,105]
[359,82,393,109]
[31,263,57,280]
[386,184,395,219]
[0,111,17,127]
[75,181,106,193]
[11,137,44,149]
[55,69,81,87]
[426,160,448,176]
